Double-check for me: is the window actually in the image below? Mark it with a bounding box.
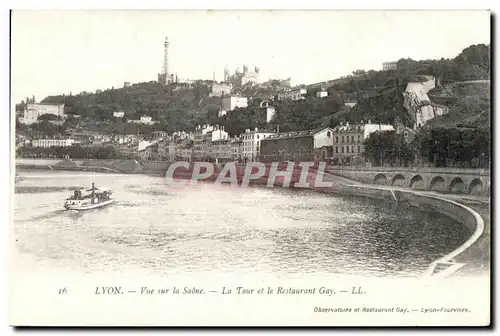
[327,131,331,137]
[341,147,344,153]
[342,136,344,143]
[336,136,338,143]
[347,146,350,153]
[404,132,408,137]
[335,147,338,153]
[351,135,354,142]
[352,146,354,153]
[257,135,260,139]
[357,146,360,153]
[358,135,361,141]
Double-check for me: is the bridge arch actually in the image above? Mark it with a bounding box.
[468,178,484,195]
[429,176,446,192]
[449,177,466,194]
[373,173,388,185]
[391,174,406,187]
[409,175,425,190]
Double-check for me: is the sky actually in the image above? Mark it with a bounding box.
[11,10,490,104]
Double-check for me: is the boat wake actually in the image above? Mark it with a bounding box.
[15,186,83,194]
[127,189,172,197]
[16,209,83,223]
[113,200,149,208]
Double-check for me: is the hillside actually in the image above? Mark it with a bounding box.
[457,110,490,128]
[426,80,491,128]
[16,44,490,136]
[330,44,490,94]
[216,92,346,136]
[38,81,219,133]
[428,80,490,103]
[325,45,491,129]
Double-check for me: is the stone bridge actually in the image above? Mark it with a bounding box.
[326,166,490,196]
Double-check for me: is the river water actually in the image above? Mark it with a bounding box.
[13,171,471,278]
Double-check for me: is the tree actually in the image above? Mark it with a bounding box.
[15,100,26,112]
[364,130,417,167]
[417,126,490,168]
[37,114,59,121]
[352,70,366,76]
[206,104,221,124]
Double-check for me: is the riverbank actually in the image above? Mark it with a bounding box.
[205,169,490,278]
[301,168,490,277]
[302,173,489,277]
[342,185,488,277]
[155,165,490,277]
[15,159,490,277]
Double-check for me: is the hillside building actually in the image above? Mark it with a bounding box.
[224,65,260,86]
[260,100,276,123]
[210,83,233,97]
[316,90,328,98]
[222,96,248,112]
[382,61,398,71]
[22,103,65,125]
[276,87,307,101]
[31,138,75,148]
[127,115,159,125]
[397,125,418,144]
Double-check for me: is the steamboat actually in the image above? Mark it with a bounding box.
[64,183,114,210]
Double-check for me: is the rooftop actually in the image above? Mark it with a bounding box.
[262,127,330,141]
[27,102,65,106]
[333,122,394,133]
[212,138,231,144]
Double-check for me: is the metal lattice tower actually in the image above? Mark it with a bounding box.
[162,37,169,76]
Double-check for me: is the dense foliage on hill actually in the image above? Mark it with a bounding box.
[16,44,490,137]
[33,80,345,136]
[330,44,490,94]
[426,81,490,127]
[217,92,345,136]
[328,44,491,128]
[348,86,409,126]
[457,110,490,128]
[39,81,213,134]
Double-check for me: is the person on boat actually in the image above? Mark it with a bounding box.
[73,190,82,200]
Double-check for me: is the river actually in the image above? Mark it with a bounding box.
[13,171,471,278]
